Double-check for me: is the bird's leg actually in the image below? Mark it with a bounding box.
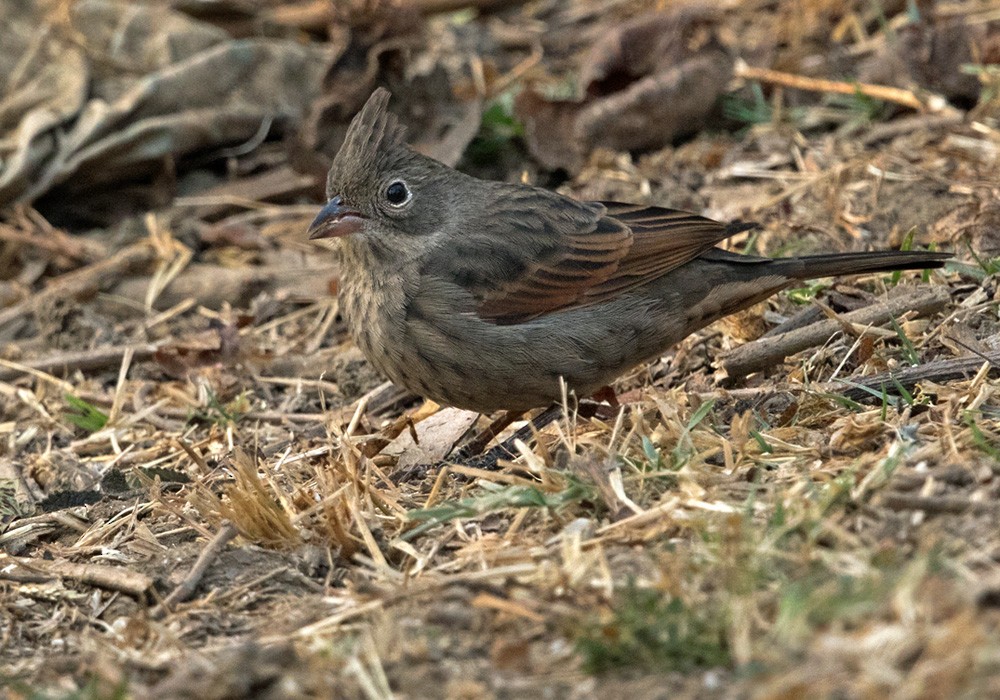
[458,388,629,462]
[584,386,625,422]
[452,409,524,460]
[453,404,565,467]
[590,385,620,407]
[494,404,563,454]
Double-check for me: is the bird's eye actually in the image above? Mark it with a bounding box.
[385,180,411,207]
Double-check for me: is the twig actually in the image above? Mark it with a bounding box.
[112,263,336,310]
[762,305,826,338]
[859,112,965,146]
[176,438,212,474]
[734,60,955,114]
[153,405,329,426]
[153,521,239,618]
[838,351,1000,402]
[879,492,999,515]
[0,221,103,262]
[0,555,153,597]
[263,0,534,29]
[721,286,950,380]
[359,413,418,458]
[409,0,534,15]
[0,240,155,330]
[454,409,523,458]
[0,358,74,390]
[172,165,318,219]
[0,343,161,382]
[454,405,563,467]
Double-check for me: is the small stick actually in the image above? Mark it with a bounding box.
[176,438,212,474]
[0,344,161,382]
[0,239,155,330]
[457,404,564,467]
[357,401,439,458]
[410,0,534,14]
[112,263,337,312]
[859,112,965,146]
[721,286,950,380]
[359,414,411,458]
[106,346,134,425]
[153,521,239,617]
[837,352,1000,402]
[734,60,954,113]
[0,358,74,391]
[456,409,524,458]
[879,492,999,515]
[0,221,103,262]
[0,555,153,597]
[154,405,329,426]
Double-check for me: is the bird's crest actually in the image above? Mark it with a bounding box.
[333,88,407,179]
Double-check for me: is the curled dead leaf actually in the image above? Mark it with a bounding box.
[515,10,732,172]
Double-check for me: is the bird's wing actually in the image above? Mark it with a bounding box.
[466,199,755,325]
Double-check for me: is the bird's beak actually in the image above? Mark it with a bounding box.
[307,196,365,240]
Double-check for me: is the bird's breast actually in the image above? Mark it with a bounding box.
[337,250,413,382]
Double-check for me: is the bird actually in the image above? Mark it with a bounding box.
[308,88,949,414]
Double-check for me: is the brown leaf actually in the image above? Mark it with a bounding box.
[300,1,425,158]
[515,10,732,172]
[385,407,479,468]
[930,194,1000,255]
[513,90,582,171]
[581,10,721,98]
[859,15,999,102]
[0,2,329,211]
[576,51,732,154]
[153,316,269,377]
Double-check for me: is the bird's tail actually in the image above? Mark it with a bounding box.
[784,250,951,280]
[677,248,950,342]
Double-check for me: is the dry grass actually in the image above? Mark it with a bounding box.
[3,0,1000,698]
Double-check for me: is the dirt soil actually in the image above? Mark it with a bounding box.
[2,1,1000,698]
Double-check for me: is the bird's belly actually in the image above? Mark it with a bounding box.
[338,279,498,409]
[392,295,676,413]
[342,272,683,412]
[392,314,552,412]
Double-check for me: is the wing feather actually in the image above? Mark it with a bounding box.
[467,198,755,324]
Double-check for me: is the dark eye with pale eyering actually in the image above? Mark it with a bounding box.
[385,180,411,207]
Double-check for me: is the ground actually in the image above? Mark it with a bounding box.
[2,1,1000,699]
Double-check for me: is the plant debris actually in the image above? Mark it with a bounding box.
[2,1,1000,698]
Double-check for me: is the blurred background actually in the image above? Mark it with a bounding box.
[2,0,997,223]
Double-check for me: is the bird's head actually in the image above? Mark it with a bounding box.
[308,88,457,257]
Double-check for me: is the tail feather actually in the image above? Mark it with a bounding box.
[780,250,950,280]
[679,249,950,340]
